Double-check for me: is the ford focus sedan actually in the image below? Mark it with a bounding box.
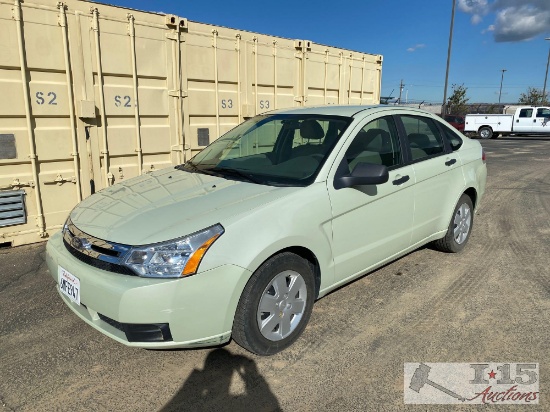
[46,105,487,355]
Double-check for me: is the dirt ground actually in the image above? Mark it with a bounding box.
[1,136,549,411]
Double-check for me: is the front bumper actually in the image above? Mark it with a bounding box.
[45,231,252,349]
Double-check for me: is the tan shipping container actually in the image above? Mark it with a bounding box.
[0,0,383,246]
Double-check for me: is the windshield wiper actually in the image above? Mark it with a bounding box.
[206,167,263,184]
[175,162,216,176]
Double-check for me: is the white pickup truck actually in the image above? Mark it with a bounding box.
[464,106,550,138]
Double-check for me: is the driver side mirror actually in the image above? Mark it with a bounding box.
[334,162,389,190]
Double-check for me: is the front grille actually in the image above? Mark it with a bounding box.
[98,313,173,343]
[64,238,135,276]
[63,219,136,276]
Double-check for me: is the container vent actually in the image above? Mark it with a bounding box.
[0,134,16,159]
[0,190,26,228]
[198,128,210,147]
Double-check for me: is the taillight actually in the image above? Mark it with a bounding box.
[482,149,486,163]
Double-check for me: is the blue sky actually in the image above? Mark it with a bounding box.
[105,0,550,105]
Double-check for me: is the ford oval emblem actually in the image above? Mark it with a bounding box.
[71,236,91,251]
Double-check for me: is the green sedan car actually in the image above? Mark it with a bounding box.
[46,105,487,355]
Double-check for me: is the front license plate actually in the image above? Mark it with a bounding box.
[58,266,80,306]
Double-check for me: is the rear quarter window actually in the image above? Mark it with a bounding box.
[441,124,463,151]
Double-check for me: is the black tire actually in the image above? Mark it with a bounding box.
[433,194,474,253]
[478,126,493,139]
[232,252,315,356]
[491,131,499,139]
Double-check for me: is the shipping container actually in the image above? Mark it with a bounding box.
[0,0,383,246]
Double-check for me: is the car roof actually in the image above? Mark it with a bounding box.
[266,104,438,118]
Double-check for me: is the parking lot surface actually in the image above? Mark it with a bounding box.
[1,136,549,411]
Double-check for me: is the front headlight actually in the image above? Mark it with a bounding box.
[124,224,224,278]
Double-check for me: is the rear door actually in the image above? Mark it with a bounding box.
[533,107,550,133]
[398,114,465,245]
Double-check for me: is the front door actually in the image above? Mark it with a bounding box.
[328,115,415,284]
[514,108,535,133]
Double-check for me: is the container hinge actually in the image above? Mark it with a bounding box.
[12,4,22,21]
[168,90,188,98]
[44,174,76,186]
[0,179,35,190]
[294,40,312,51]
[171,144,183,152]
[294,96,305,103]
[165,15,187,30]
[36,218,48,238]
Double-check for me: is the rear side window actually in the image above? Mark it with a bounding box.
[441,124,463,151]
[537,108,550,118]
[400,115,445,161]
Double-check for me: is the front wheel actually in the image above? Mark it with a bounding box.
[433,194,474,253]
[232,252,315,355]
[478,127,493,139]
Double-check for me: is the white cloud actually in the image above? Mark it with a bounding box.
[407,44,426,52]
[459,0,550,42]
[471,14,483,25]
[458,0,489,14]
[493,5,550,42]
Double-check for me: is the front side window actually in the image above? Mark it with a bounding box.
[180,114,352,186]
[343,116,402,173]
[400,115,445,161]
[519,109,533,118]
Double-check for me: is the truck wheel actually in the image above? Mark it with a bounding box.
[478,127,493,139]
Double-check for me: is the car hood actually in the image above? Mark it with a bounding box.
[69,167,291,245]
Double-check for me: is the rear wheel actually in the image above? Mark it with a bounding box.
[478,127,492,139]
[232,252,315,355]
[433,194,474,253]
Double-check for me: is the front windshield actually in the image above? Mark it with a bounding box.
[180,114,352,186]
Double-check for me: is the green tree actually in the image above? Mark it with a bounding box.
[446,84,469,115]
[518,87,548,105]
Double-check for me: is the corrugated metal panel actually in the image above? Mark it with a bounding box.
[0,0,382,246]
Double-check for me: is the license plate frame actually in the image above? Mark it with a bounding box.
[58,266,80,306]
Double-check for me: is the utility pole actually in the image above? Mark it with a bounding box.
[398,79,405,104]
[542,38,550,105]
[498,69,506,104]
[442,0,456,115]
